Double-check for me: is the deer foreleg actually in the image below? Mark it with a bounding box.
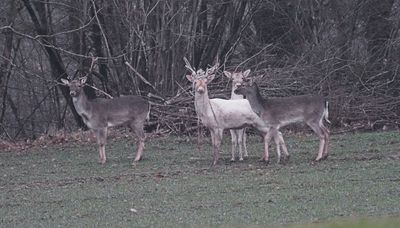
[237,129,244,161]
[242,130,248,157]
[230,130,238,161]
[211,128,223,165]
[95,128,108,164]
[261,131,273,163]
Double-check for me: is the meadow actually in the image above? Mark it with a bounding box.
[0,131,399,227]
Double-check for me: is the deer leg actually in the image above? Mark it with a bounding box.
[307,122,326,162]
[272,130,282,164]
[237,129,244,161]
[230,130,237,161]
[320,123,330,159]
[243,129,249,158]
[211,128,223,165]
[277,131,290,162]
[94,128,107,164]
[261,130,273,164]
[131,121,146,163]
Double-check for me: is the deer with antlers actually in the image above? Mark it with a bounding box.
[184,58,274,165]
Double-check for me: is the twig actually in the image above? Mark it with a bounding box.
[124,61,158,92]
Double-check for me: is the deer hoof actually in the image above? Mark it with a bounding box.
[314,156,325,162]
[98,159,106,164]
[212,160,219,166]
[239,157,244,161]
[264,160,270,165]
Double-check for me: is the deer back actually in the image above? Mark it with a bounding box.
[198,98,264,129]
[81,96,149,129]
[262,95,326,125]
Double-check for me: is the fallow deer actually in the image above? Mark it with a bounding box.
[184,58,271,165]
[61,77,150,164]
[235,83,330,163]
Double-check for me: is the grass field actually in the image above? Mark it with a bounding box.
[0,131,399,227]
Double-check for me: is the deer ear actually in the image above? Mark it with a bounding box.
[60,78,69,85]
[207,74,215,82]
[186,74,194,82]
[223,71,232,79]
[243,69,251,78]
[80,76,88,84]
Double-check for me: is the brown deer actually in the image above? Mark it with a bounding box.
[61,77,150,164]
[184,58,272,165]
[234,83,330,163]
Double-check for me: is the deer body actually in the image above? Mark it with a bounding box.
[62,77,149,164]
[184,59,270,165]
[235,84,330,163]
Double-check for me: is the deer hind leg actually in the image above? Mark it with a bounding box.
[277,131,290,162]
[272,131,282,163]
[307,121,326,162]
[273,130,289,164]
[131,121,146,163]
[94,128,108,164]
[320,123,330,159]
[229,130,238,161]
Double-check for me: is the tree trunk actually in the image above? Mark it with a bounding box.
[22,0,86,128]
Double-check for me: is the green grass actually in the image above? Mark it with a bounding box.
[0,131,399,227]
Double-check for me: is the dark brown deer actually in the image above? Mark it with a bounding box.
[61,77,150,164]
[235,83,330,163]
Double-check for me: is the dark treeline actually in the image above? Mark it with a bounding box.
[0,0,400,140]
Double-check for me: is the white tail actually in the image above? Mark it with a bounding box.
[61,77,150,164]
[185,58,270,165]
[223,69,251,161]
[235,83,330,163]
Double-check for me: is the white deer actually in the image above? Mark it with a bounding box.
[223,70,251,161]
[184,58,272,165]
[61,77,150,164]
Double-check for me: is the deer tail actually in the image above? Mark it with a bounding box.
[324,101,331,124]
[146,103,151,121]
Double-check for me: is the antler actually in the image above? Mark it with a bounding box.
[88,57,98,73]
[183,57,196,75]
[206,61,219,75]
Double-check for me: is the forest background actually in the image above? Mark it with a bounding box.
[0,0,399,140]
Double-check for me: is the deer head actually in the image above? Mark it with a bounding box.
[223,69,251,91]
[61,77,87,97]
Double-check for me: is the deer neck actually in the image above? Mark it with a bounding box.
[230,87,243,100]
[194,89,212,119]
[73,91,91,115]
[246,92,266,116]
